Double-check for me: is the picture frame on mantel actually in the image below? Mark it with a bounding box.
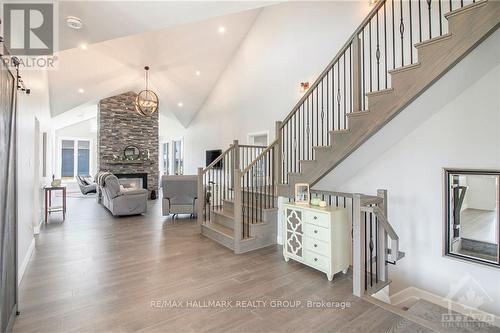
[294,183,310,205]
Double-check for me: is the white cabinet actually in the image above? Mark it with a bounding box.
[283,203,350,281]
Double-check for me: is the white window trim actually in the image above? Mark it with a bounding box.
[57,137,93,180]
[172,137,184,175]
[247,130,270,146]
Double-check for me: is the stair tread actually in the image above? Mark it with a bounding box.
[347,110,371,118]
[212,207,272,224]
[365,88,393,97]
[222,199,278,211]
[444,0,487,19]
[204,221,234,238]
[388,62,421,75]
[414,33,452,49]
[330,129,350,135]
[407,299,497,333]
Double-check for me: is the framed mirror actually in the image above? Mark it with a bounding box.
[123,145,141,160]
[444,169,500,267]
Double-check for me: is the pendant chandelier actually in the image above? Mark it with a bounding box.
[134,66,159,116]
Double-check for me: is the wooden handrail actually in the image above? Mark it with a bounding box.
[239,144,268,149]
[241,139,279,175]
[202,144,233,173]
[280,0,386,127]
[361,206,398,241]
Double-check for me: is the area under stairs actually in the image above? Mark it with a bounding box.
[278,0,500,196]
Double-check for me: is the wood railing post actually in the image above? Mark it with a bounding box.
[233,169,243,254]
[197,167,204,231]
[274,121,282,187]
[232,140,239,191]
[352,36,362,112]
[377,189,389,282]
[352,193,365,297]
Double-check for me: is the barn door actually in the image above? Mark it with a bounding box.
[0,54,18,332]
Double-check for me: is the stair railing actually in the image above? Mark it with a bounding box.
[277,0,474,184]
[352,189,404,297]
[197,141,267,227]
[237,139,279,241]
[310,189,403,297]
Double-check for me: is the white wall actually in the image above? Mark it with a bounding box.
[315,30,500,315]
[16,69,53,282]
[54,117,98,178]
[177,1,370,174]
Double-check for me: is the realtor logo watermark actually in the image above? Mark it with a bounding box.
[441,274,495,329]
[2,2,58,69]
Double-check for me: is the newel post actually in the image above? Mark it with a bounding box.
[233,169,243,254]
[352,36,362,113]
[377,189,389,282]
[274,121,283,187]
[352,193,365,297]
[197,167,204,230]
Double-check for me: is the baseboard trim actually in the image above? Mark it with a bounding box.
[18,238,35,286]
[33,218,43,235]
[390,286,500,328]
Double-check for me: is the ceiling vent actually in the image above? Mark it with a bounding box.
[66,16,83,30]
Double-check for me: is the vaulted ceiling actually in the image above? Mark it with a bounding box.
[49,1,277,127]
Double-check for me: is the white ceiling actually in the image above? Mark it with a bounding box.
[49,4,270,126]
[57,1,276,51]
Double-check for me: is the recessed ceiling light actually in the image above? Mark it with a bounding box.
[195,70,201,76]
[218,26,226,34]
[66,16,83,30]
[78,88,85,94]
[79,43,88,50]
[177,102,184,107]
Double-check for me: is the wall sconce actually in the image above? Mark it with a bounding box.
[300,82,310,93]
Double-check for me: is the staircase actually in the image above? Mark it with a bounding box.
[276,0,500,196]
[198,142,278,253]
[197,0,500,300]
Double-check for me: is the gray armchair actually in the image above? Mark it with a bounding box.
[162,175,198,218]
[101,174,148,216]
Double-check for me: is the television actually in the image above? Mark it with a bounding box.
[206,149,223,169]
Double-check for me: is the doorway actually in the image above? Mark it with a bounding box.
[248,131,269,146]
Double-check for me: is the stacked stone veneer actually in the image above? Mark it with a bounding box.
[98,91,159,194]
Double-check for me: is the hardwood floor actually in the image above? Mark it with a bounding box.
[14,195,431,333]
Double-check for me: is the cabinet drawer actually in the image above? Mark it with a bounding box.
[304,251,330,272]
[304,223,330,242]
[304,237,330,256]
[304,211,330,229]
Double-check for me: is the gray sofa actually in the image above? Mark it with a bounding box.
[99,173,148,216]
[162,175,198,218]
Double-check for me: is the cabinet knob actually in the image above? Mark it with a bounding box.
[314,244,317,248]
[314,258,318,262]
[314,216,317,220]
[314,230,318,234]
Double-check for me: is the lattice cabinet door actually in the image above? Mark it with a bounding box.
[284,208,303,260]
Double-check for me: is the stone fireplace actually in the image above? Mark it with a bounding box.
[97,91,159,195]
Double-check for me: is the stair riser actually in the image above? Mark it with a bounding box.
[212,212,235,230]
[329,131,353,151]
[313,147,333,163]
[201,224,234,251]
[300,161,317,175]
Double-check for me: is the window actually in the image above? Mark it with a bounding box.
[60,139,91,179]
[162,142,170,175]
[173,139,183,175]
[445,169,500,267]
